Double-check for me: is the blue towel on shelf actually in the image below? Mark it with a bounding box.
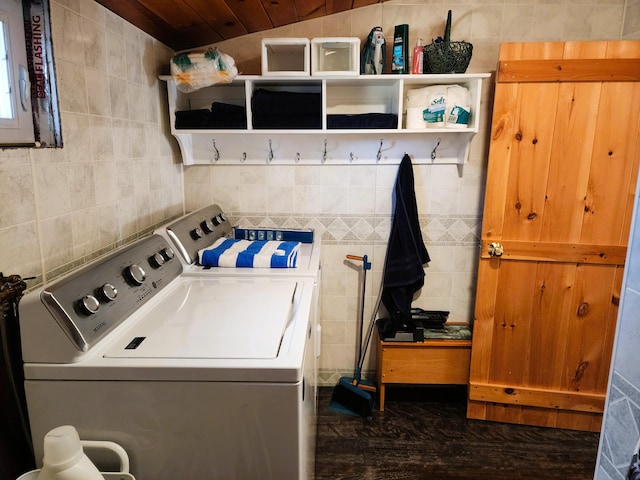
[199,239,300,268]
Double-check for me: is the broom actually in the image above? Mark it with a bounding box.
[329,254,381,418]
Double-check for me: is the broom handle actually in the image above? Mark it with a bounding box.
[357,278,383,374]
[346,255,370,378]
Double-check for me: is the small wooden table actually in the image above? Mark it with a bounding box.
[376,334,472,411]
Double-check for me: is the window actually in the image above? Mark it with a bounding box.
[0,0,35,146]
[1,17,14,119]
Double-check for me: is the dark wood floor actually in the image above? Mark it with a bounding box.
[315,385,600,480]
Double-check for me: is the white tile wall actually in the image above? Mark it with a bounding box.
[0,0,184,285]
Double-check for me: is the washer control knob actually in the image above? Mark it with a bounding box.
[99,283,118,302]
[201,219,215,233]
[211,216,220,226]
[79,294,100,315]
[191,227,203,240]
[160,247,175,261]
[125,264,146,286]
[219,213,227,222]
[149,252,165,268]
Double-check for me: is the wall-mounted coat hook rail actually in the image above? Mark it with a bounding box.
[212,140,220,162]
[185,132,475,165]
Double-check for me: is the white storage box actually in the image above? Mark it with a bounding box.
[311,37,360,75]
[261,38,310,76]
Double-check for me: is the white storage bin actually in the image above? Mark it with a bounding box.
[261,38,310,76]
[311,37,360,75]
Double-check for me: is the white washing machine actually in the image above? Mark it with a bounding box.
[19,234,316,480]
[154,204,321,280]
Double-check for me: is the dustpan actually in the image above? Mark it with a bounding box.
[329,254,380,418]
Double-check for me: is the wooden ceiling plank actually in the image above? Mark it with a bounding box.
[94,0,182,48]
[138,0,210,29]
[260,0,299,28]
[224,0,274,33]
[185,0,249,39]
[295,0,325,20]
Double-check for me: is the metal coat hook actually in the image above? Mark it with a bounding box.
[376,139,383,162]
[212,140,220,162]
[349,152,355,162]
[267,139,274,163]
[431,138,441,160]
[322,139,327,163]
[296,152,301,163]
[241,152,247,163]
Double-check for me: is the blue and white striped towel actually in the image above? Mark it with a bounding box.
[199,238,300,268]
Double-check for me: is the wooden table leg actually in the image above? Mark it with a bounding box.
[378,383,386,411]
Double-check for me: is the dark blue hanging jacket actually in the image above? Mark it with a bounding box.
[380,154,430,335]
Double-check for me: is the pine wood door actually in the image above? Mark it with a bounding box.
[467,41,640,432]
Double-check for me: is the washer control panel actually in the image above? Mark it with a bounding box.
[40,235,182,352]
[164,204,232,265]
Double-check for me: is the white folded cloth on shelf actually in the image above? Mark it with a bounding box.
[199,238,300,268]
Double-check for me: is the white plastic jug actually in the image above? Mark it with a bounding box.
[36,426,104,480]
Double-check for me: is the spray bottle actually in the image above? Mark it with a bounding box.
[411,38,423,74]
[361,27,385,75]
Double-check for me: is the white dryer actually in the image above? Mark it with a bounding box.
[155,204,323,412]
[20,234,316,480]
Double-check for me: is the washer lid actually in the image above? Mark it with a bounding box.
[104,278,296,360]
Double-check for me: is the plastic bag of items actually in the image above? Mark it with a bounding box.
[171,47,238,93]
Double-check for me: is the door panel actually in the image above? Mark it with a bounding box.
[468,41,640,431]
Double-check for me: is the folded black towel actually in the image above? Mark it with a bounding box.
[252,114,322,129]
[251,89,322,128]
[327,113,398,129]
[175,109,212,129]
[175,103,248,129]
[210,102,247,128]
[251,89,322,116]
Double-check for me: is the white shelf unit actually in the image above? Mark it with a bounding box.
[160,73,490,165]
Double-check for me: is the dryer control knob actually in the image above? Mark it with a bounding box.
[99,283,118,302]
[149,252,165,268]
[79,294,100,315]
[191,227,203,240]
[201,219,215,233]
[125,264,146,286]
